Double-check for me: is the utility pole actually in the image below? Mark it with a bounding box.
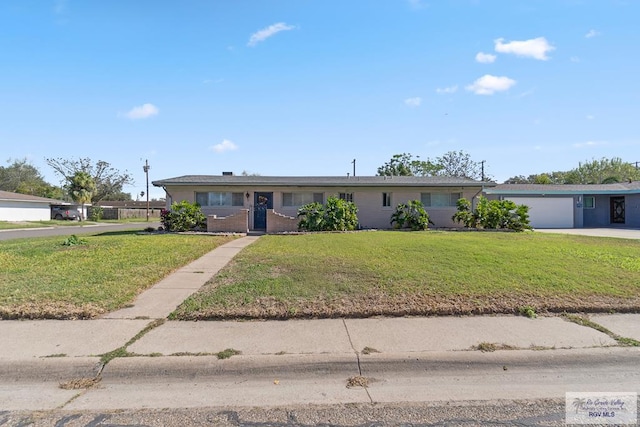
[351,159,356,177]
[480,160,486,181]
[143,160,151,222]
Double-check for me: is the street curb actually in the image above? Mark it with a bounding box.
[77,347,640,382]
[0,357,103,382]
[2,347,638,384]
[100,354,361,380]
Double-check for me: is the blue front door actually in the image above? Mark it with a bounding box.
[253,192,273,230]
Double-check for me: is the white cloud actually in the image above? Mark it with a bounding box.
[475,52,496,63]
[404,97,422,107]
[210,139,238,153]
[465,75,516,95]
[248,22,295,47]
[494,37,555,60]
[570,56,580,63]
[123,103,159,120]
[436,85,458,94]
[586,115,595,120]
[585,29,601,38]
[573,140,607,148]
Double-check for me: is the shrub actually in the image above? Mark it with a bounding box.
[452,196,531,232]
[61,235,87,246]
[390,200,431,230]
[297,196,358,231]
[88,206,103,222]
[160,200,206,232]
[297,202,325,231]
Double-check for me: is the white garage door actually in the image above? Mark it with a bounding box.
[507,197,574,229]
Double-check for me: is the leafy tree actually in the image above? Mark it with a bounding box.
[533,174,552,184]
[376,153,440,177]
[503,175,529,184]
[108,191,133,201]
[0,158,64,199]
[377,151,484,179]
[435,150,483,180]
[160,200,206,231]
[67,171,96,220]
[452,196,531,232]
[46,157,134,203]
[297,196,359,231]
[390,200,432,230]
[503,157,640,184]
[569,157,640,184]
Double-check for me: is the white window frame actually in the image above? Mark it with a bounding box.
[195,192,244,207]
[338,193,354,203]
[421,192,461,207]
[583,196,595,209]
[282,192,324,207]
[382,192,392,207]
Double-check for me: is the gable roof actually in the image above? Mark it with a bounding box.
[152,175,494,188]
[487,182,640,195]
[0,190,66,204]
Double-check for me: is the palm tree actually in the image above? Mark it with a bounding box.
[67,171,96,221]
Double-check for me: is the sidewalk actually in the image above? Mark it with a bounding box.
[1,234,640,411]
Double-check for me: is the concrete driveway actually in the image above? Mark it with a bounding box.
[535,227,640,239]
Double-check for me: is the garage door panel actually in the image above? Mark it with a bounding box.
[507,197,574,229]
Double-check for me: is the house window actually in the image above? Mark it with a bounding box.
[195,192,244,207]
[339,193,354,203]
[282,192,324,207]
[421,192,461,207]
[584,196,595,209]
[382,192,392,207]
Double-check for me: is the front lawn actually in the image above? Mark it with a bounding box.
[172,231,640,320]
[0,232,237,319]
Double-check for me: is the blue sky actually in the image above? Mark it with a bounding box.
[1,0,638,199]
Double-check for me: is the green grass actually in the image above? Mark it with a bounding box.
[172,231,640,319]
[0,232,237,319]
[0,218,159,230]
[0,221,52,230]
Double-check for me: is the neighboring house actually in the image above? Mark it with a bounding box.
[0,190,66,221]
[485,182,640,229]
[152,174,495,233]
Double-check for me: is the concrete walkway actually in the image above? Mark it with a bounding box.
[103,236,261,319]
[535,227,640,239]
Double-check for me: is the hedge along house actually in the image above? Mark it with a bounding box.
[152,174,495,233]
[485,182,640,229]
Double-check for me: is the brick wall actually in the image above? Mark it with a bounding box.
[266,209,298,233]
[207,210,249,233]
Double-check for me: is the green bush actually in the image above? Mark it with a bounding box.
[297,196,358,231]
[390,200,431,230]
[61,235,87,246]
[88,206,103,221]
[452,196,531,232]
[160,200,206,232]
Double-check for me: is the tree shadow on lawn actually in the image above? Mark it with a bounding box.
[93,230,147,237]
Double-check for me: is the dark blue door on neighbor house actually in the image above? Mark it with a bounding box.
[253,192,273,230]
